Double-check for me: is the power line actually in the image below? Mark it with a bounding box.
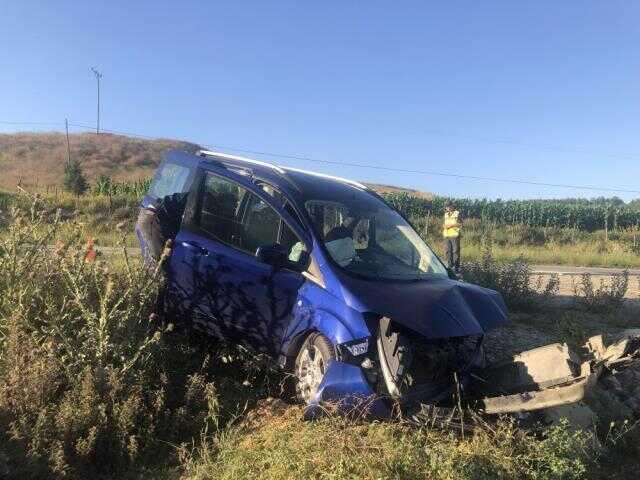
[200,143,640,195]
[419,128,640,162]
[5,117,640,164]
[69,122,640,195]
[0,120,63,126]
[4,118,640,195]
[68,122,158,140]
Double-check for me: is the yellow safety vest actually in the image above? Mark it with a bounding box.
[443,210,461,238]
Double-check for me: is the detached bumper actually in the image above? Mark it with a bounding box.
[467,333,640,414]
[305,332,640,419]
[468,343,595,414]
[478,374,597,414]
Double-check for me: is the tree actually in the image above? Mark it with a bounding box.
[63,159,88,196]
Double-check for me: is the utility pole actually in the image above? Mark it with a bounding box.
[65,118,71,166]
[90,67,103,133]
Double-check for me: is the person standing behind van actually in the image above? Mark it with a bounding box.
[442,200,462,273]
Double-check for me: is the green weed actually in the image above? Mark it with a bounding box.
[573,272,629,313]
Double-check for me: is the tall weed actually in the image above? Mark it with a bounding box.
[573,272,629,313]
[0,199,221,478]
[463,247,558,310]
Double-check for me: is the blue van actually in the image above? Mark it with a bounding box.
[138,150,509,415]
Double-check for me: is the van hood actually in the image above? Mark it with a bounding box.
[341,275,509,339]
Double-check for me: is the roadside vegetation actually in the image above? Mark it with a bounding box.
[5,181,640,268]
[1,194,639,479]
[387,192,640,231]
[423,218,640,269]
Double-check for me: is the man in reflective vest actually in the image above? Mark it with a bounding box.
[443,200,462,273]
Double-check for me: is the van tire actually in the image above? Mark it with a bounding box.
[294,333,335,404]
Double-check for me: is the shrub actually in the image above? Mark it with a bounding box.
[552,311,588,346]
[463,247,557,309]
[63,159,88,196]
[573,272,629,313]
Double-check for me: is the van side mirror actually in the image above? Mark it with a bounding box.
[256,244,288,268]
[256,244,311,272]
[296,250,311,271]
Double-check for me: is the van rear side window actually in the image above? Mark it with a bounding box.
[148,162,192,199]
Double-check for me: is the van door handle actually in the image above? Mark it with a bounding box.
[181,241,209,256]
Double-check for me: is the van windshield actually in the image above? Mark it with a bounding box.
[305,191,448,280]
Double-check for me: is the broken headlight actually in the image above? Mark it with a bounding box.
[336,338,379,386]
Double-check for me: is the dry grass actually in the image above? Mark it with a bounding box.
[0,200,281,478]
[181,403,593,480]
[461,243,640,269]
[367,183,434,199]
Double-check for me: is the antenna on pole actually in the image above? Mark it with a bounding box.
[90,67,103,134]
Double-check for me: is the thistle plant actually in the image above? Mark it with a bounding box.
[0,195,218,478]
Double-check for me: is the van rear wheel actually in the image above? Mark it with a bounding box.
[294,333,335,404]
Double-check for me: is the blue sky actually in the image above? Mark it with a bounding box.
[1,1,639,200]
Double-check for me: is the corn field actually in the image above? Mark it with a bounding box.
[91,175,151,197]
[0,191,10,211]
[385,192,640,232]
[11,176,640,233]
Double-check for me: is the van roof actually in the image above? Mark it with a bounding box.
[197,149,368,194]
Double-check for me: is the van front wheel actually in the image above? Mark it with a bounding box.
[294,333,335,404]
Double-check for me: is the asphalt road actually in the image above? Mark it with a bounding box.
[531,265,640,276]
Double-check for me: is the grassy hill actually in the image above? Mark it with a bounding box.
[0,132,201,190]
[364,182,434,199]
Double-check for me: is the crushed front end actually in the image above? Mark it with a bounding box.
[306,315,490,418]
[308,314,640,420]
[375,316,485,408]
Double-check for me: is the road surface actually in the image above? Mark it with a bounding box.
[532,265,640,276]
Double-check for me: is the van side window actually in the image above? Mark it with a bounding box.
[197,173,307,264]
[148,162,192,199]
[242,194,280,253]
[199,174,245,245]
[242,193,306,263]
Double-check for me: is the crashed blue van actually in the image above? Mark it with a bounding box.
[138,150,510,415]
